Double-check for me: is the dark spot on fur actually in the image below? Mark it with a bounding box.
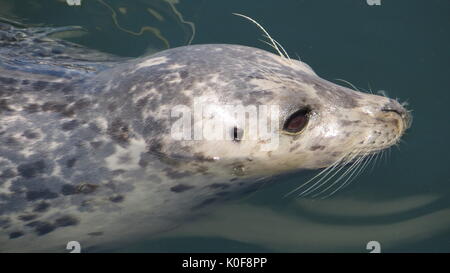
[193,153,215,162]
[0,217,10,229]
[109,195,124,203]
[196,166,209,174]
[164,168,193,179]
[180,70,189,79]
[136,96,149,109]
[118,154,131,164]
[340,120,361,126]
[49,82,65,90]
[22,129,39,139]
[85,122,100,134]
[111,169,126,176]
[170,184,194,192]
[138,157,149,168]
[208,183,230,190]
[66,158,77,168]
[74,98,91,109]
[42,101,74,117]
[61,84,74,93]
[0,168,16,179]
[55,215,79,227]
[108,118,130,144]
[107,103,117,112]
[33,202,50,213]
[61,119,79,131]
[88,231,103,236]
[192,198,216,210]
[289,143,301,153]
[26,221,56,236]
[17,160,46,178]
[26,189,58,201]
[5,136,20,146]
[310,145,325,151]
[147,139,163,153]
[231,163,246,176]
[24,103,40,113]
[32,81,48,91]
[63,183,98,195]
[9,231,24,239]
[51,47,63,54]
[19,214,37,222]
[90,141,103,149]
[0,99,14,112]
[61,184,77,195]
[0,76,18,85]
[216,191,230,197]
[77,183,98,194]
[242,184,263,195]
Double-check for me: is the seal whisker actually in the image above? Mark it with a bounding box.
[382,149,388,165]
[288,148,358,198]
[320,151,373,199]
[377,90,389,97]
[258,38,291,62]
[291,154,348,197]
[334,78,361,92]
[367,82,373,94]
[342,150,374,186]
[283,154,342,198]
[233,13,287,61]
[373,149,383,170]
[313,151,368,198]
[246,59,287,83]
[314,149,372,198]
[301,151,361,198]
[262,34,291,60]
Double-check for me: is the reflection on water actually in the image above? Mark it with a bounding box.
[0,0,196,56]
[1,0,449,252]
[160,195,450,252]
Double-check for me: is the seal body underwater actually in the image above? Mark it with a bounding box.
[0,22,411,252]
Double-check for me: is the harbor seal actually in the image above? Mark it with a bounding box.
[0,22,411,252]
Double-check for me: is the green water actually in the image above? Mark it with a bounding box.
[1,0,449,252]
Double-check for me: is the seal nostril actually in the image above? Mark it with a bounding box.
[381,103,412,130]
[382,108,403,116]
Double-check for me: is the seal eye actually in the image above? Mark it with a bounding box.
[232,126,243,142]
[283,109,309,134]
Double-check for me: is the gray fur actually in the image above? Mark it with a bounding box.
[0,23,410,252]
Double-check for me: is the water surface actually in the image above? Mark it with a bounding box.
[1,0,449,252]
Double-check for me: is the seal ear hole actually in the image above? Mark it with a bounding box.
[283,108,310,134]
[232,126,243,142]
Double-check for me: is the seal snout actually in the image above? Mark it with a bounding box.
[381,99,412,132]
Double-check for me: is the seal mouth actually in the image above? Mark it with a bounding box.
[381,103,412,133]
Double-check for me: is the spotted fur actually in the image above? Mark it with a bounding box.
[0,23,410,252]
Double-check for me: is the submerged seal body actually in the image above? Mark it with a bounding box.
[0,23,410,252]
